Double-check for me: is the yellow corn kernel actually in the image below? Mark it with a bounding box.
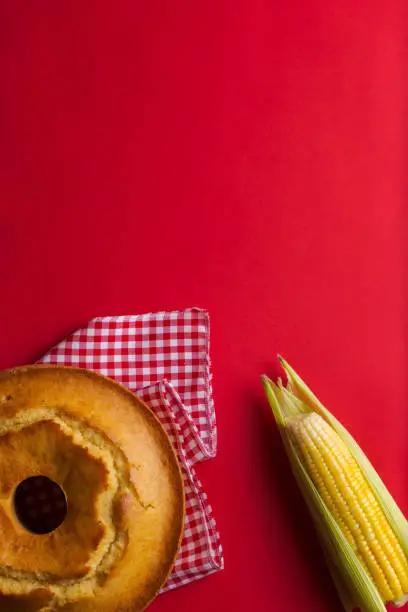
[287,412,408,603]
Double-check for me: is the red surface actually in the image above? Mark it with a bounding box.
[0,2,406,611]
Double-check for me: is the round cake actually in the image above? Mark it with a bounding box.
[0,366,184,611]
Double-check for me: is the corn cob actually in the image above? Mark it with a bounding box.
[262,357,408,612]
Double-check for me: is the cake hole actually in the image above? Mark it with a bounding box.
[13,476,67,534]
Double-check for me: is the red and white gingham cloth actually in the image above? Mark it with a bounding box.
[37,308,223,591]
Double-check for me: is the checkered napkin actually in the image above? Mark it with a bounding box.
[37,308,223,591]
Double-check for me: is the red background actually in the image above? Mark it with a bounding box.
[0,2,406,611]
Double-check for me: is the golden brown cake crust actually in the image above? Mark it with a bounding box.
[0,366,184,612]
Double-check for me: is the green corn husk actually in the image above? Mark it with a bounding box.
[262,356,408,612]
